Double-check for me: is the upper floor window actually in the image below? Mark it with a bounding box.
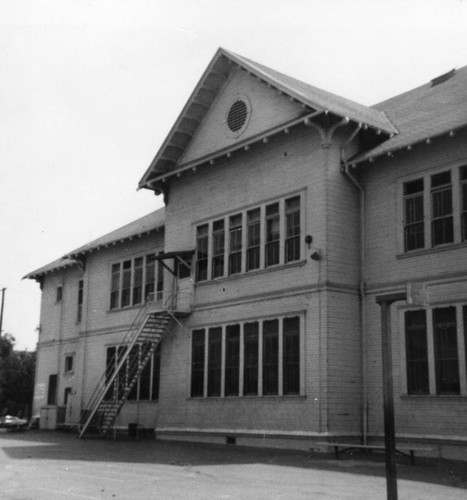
[56,286,63,303]
[404,304,467,396]
[64,355,74,374]
[402,166,466,252]
[195,194,302,282]
[110,254,164,310]
[77,280,84,323]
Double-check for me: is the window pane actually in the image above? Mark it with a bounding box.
[431,172,453,246]
[285,197,301,263]
[433,307,460,394]
[208,327,222,397]
[191,329,205,397]
[243,322,258,395]
[145,254,156,301]
[404,179,424,252]
[263,319,278,395]
[133,257,143,305]
[225,324,240,396]
[265,203,280,267]
[247,209,261,271]
[196,225,209,282]
[212,220,225,278]
[462,179,467,241]
[229,214,242,275]
[121,260,132,307]
[405,310,429,394]
[139,344,151,400]
[283,317,300,395]
[152,344,161,400]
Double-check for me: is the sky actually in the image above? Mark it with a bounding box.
[1,0,466,350]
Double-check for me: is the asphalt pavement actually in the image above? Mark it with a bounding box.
[0,430,466,499]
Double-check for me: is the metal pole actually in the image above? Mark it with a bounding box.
[0,288,6,337]
[376,292,406,500]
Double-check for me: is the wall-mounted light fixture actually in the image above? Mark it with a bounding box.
[305,235,313,248]
[310,250,321,261]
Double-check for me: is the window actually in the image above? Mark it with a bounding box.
[404,179,424,251]
[190,316,302,398]
[285,197,301,263]
[207,327,222,396]
[431,171,453,246]
[212,220,225,278]
[196,225,208,282]
[461,166,467,241]
[229,214,242,275]
[283,317,300,394]
[56,286,63,303]
[47,374,58,405]
[105,344,161,401]
[191,329,205,397]
[64,355,74,374]
[243,322,259,395]
[404,305,467,396]
[225,324,240,396]
[405,310,429,394]
[433,307,459,394]
[402,166,467,252]
[195,194,302,281]
[110,254,164,310]
[265,203,280,267]
[247,208,261,271]
[77,280,84,323]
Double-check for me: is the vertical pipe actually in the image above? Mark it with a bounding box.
[0,287,6,337]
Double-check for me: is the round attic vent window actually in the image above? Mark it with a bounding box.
[227,99,248,133]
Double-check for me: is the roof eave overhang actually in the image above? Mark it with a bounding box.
[348,124,466,168]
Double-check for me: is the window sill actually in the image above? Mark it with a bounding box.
[400,394,467,400]
[195,259,307,287]
[188,394,306,401]
[397,240,467,260]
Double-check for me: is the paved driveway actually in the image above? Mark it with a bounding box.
[0,431,466,499]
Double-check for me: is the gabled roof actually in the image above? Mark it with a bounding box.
[66,207,165,259]
[352,65,467,164]
[138,48,396,190]
[24,208,165,280]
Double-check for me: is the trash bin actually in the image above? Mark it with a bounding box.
[128,423,137,437]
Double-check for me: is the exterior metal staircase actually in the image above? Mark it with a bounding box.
[78,307,173,438]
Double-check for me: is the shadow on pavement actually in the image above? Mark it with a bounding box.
[1,430,466,490]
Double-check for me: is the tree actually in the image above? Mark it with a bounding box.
[0,334,36,418]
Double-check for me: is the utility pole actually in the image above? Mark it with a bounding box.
[375,291,407,500]
[0,288,6,338]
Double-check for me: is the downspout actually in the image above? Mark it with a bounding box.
[341,124,369,445]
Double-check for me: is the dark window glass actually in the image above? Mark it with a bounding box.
[110,264,121,309]
[77,280,84,323]
[139,344,151,400]
[207,327,222,397]
[461,167,467,241]
[283,317,300,395]
[56,286,63,302]
[121,260,132,307]
[433,307,460,394]
[265,203,280,267]
[196,225,209,282]
[404,179,424,251]
[145,254,157,301]
[176,255,191,280]
[285,197,301,263]
[133,257,143,305]
[65,356,73,373]
[191,329,205,397]
[243,322,259,395]
[431,171,453,246]
[212,220,225,278]
[151,344,161,400]
[225,324,240,396]
[47,374,58,405]
[156,256,165,299]
[229,214,242,275]
[105,347,116,400]
[263,319,279,395]
[247,208,261,271]
[405,310,429,394]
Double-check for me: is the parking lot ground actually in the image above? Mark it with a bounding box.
[0,430,466,499]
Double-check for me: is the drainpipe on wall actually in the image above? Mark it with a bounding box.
[340,125,369,445]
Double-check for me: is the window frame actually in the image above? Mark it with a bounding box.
[194,192,304,282]
[401,303,467,396]
[189,314,304,399]
[109,253,164,310]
